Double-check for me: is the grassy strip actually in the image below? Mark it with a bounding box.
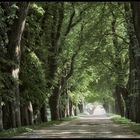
[111,114,140,134]
[111,115,133,124]
[0,116,78,138]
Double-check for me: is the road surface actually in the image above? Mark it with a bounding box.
[13,114,140,138]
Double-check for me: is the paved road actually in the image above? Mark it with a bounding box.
[14,114,140,138]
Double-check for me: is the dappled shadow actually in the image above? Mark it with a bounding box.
[14,114,140,138]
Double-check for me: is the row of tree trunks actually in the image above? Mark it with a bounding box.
[46,2,84,120]
[58,24,84,119]
[124,2,140,123]
[111,10,126,117]
[114,85,125,117]
[131,2,140,123]
[45,3,84,121]
[21,103,29,126]
[20,101,34,126]
[0,2,80,130]
[2,102,11,129]
[20,101,49,126]
[60,91,70,119]
[41,3,64,121]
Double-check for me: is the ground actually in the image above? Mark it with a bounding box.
[13,114,140,138]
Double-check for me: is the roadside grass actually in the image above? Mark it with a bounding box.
[111,114,140,134]
[0,116,78,138]
[111,115,133,124]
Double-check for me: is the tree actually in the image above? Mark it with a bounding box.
[0,2,30,129]
[1,2,140,131]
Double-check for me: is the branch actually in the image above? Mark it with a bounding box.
[104,32,129,44]
[71,5,90,28]
[64,4,89,37]
[55,2,64,42]
[99,60,114,73]
[65,48,79,80]
[66,24,84,80]
[64,3,75,37]
[105,51,116,64]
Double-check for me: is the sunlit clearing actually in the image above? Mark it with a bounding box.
[84,102,106,116]
[93,105,106,116]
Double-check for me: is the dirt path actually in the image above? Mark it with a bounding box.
[14,114,140,138]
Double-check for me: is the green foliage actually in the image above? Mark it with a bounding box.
[31,3,45,16]
[111,115,133,124]
[20,49,48,105]
[0,116,77,137]
[0,127,33,138]
[0,1,131,129]
[60,2,129,110]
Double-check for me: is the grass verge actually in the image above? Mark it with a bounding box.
[111,115,133,124]
[0,116,78,138]
[111,114,140,134]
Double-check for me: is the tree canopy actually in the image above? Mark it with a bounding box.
[0,1,140,130]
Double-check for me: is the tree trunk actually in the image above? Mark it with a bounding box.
[11,102,16,128]
[28,101,34,125]
[42,3,64,121]
[103,102,109,113]
[49,86,60,121]
[20,101,34,126]
[117,86,129,118]
[33,105,41,125]
[40,103,48,122]
[111,10,126,117]
[124,3,140,122]
[135,95,140,122]
[74,105,78,116]
[114,85,125,117]
[2,102,11,129]
[59,80,68,119]
[66,95,70,117]
[78,102,84,113]
[0,97,3,131]
[20,103,29,126]
[69,99,73,116]
[6,2,29,127]
[131,2,140,46]
[131,2,140,123]
[124,3,135,120]
[61,109,65,119]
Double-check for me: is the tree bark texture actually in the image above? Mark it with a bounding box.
[6,2,29,127]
